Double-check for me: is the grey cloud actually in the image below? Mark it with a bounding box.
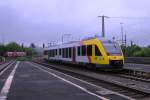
[0,0,150,46]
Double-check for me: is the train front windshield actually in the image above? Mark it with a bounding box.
[103,42,122,55]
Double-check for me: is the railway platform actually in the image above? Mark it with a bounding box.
[0,61,132,100]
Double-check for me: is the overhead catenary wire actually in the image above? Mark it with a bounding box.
[110,17,150,19]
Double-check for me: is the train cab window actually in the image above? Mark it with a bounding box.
[81,45,86,56]
[95,45,102,56]
[78,46,81,56]
[87,45,92,56]
[59,49,61,55]
[69,47,72,58]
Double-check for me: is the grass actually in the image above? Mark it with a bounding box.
[16,56,33,61]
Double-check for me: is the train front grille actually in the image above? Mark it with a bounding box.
[109,60,123,66]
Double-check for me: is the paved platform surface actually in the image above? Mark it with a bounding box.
[124,63,150,72]
[0,61,131,100]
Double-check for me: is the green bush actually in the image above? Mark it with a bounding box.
[16,56,33,61]
[123,45,150,57]
[133,49,145,57]
[0,42,37,57]
[0,56,5,62]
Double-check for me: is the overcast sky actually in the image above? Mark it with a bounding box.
[0,0,150,46]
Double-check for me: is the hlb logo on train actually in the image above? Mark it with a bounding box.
[94,57,103,60]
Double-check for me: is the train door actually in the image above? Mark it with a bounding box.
[72,47,76,62]
[93,45,104,64]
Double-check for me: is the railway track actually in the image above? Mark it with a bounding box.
[0,61,16,73]
[120,69,150,82]
[34,61,150,100]
[39,60,150,83]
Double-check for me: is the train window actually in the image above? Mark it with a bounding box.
[69,47,72,58]
[66,48,68,58]
[87,45,92,56]
[53,50,54,57]
[62,49,63,57]
[50,50,52,57]
[64,48,66,58]
[55,49,57,55]
[64,48,67,58]
[95,45,102,56]
[45,50,47,55]
[59,49,61,55]
[62,48,65,58]
[44,50,48,55]
[52,50,54,57]
[78,46,80,56]
[81,45,86,56]
[53,50,55,56]
[48,50,50,56]
[103,42,122,55]
[49,50,52,57]
[54,49,55,56]
[49,50,51,57]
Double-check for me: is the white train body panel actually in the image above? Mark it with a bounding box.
[45,41,89,63]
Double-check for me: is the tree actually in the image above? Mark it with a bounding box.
[125,45,142,57]
[5,42,23,52]
[0,42,37,58]
[0,45,6,56]
[24,47,36,56]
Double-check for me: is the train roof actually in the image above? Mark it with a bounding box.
[82,36,108,42]
[45,36,112,50]
[46,40,80,50]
